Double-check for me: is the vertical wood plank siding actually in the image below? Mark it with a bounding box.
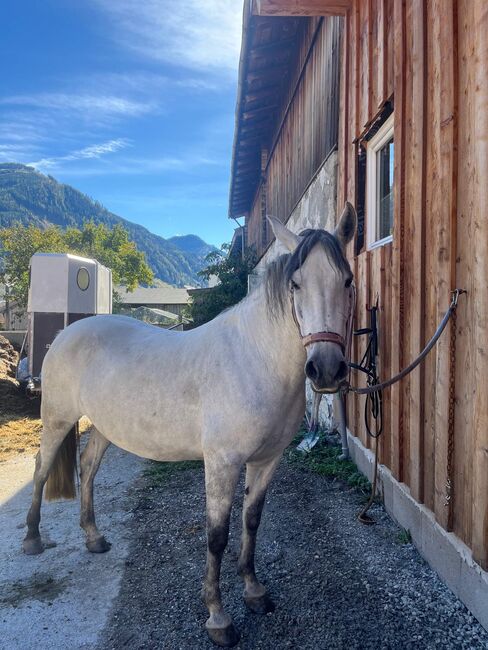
[246,16,342,256]
[338,0,488,566]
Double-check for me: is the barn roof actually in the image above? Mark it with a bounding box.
[228,0,306,218]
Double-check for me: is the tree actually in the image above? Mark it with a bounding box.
[185,244,257,327]
[0,221,154,308]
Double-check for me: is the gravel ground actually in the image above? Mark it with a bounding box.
[99,456,488,650]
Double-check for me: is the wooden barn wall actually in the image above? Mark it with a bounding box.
[338,0,488,569]
[246,16,342,256]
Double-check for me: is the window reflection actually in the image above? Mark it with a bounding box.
[377,139,394,240]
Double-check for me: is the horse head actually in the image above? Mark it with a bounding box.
[268,203,357,393]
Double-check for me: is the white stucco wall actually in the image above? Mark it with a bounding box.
[253,150,338,432]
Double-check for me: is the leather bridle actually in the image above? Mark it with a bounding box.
[289,283,356,360]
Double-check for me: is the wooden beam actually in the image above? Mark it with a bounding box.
[471,0,488,571]
[253,0,351,17]
[390,0,406,481]
[404,0,426,503]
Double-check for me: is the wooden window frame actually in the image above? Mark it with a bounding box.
[365,113,394,251]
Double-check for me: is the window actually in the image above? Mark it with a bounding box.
[77,267,90,291]
[366,113,394,249]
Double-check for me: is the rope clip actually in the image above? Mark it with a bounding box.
[451,288,467,308]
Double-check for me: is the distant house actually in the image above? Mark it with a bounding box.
[116,286,190,317]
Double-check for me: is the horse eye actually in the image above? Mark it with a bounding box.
[345,277,353,288]
[291,280,300,290]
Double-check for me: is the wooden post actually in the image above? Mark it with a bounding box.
[430,0,457,531]
[403,0,427,502]
[389,0,406,481]
[471,0,488,571]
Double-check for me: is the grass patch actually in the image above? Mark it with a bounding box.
[397,528,412,545]
[286,429,371,494]
[144,460,203,486]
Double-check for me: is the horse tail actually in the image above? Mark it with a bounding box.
[45,422,79,501]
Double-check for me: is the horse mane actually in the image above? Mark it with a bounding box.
[264,229,351,317]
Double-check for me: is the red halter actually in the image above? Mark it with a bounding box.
[289,284,356,358]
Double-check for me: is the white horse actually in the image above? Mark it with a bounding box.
[23,204,356,647]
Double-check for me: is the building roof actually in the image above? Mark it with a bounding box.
[229,0,305,218]
[229,226,245,258]
[117,286,189,305]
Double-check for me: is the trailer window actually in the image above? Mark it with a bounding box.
[77,267,90,291]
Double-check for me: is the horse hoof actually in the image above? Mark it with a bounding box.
[86,536,111,553]
[23,536,44,555]
[244,593,275,614]
[206,623,240,648]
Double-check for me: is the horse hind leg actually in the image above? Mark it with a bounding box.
[23,420,78,555]
[237,455,282,614]
[79,427,111,553]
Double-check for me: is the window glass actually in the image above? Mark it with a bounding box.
[377,138,394,240]
[77,267,90,291]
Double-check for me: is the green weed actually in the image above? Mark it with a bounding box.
[286,429,371,494]
[144,460,203,486]
[397,528,412,545]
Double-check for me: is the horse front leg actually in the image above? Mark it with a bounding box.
[238,454,281,614]
[202,455,241,648]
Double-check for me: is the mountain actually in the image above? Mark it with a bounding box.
[0,163,217,287]
[167,234,216,265]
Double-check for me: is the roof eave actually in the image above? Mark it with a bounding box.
[228,0,254,219]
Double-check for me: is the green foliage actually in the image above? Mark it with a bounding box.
[286,428,371,494]
[0,221,153,307]
[397,528,412,545]
[144,460,203,486]
[0,163,215,287]
[185,244,257,327]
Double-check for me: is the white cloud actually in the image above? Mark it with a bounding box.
[28,138,131,171]
[28,151,224,177]
[91,0,242,76]
[0,93,156,119]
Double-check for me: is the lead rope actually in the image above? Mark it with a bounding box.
[299,287,465,524]
[347,289,466,524]
[346,289,466,395]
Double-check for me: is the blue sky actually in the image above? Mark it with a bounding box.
[0,0,243,247]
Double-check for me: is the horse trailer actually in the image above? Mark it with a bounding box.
[17,253,112,395]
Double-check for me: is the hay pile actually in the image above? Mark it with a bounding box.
[0,335,92,461]
[0,334,18,385]
[0,335,43,461]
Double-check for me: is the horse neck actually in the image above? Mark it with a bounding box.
[234,281,306,383]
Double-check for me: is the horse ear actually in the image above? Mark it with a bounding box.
[334,202,357,248]
[267,216,300,252]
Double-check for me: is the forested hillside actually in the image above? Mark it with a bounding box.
[0,163,216,286]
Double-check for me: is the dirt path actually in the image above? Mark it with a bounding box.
[0,445,144,650]
[99,459,488,650]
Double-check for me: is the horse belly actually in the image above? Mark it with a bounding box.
[82,384,204,462]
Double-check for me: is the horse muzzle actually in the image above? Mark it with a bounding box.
[304,344,349,393]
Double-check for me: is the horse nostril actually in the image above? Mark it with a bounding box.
[335,361,348,381]
[305,359,320,383]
